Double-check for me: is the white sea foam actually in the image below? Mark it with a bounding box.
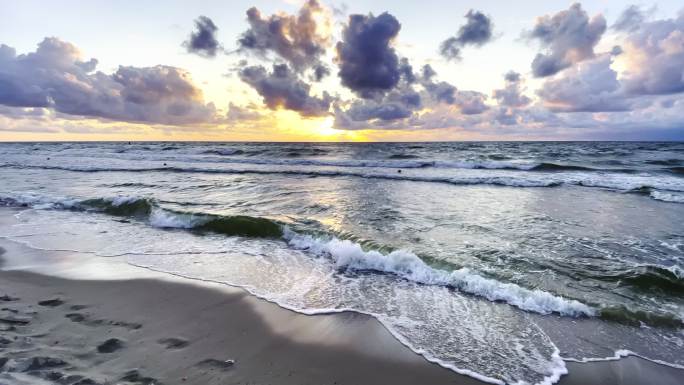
[512,349,569,385]
[666,265,684,279]
[108,195,146,206]
[284,229,596,317]
[650,190,684,203]
[563,349,684,370]
[148,208,199,228]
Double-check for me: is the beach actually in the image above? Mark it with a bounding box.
[1,238,682,385]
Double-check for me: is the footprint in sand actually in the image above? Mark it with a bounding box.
[197,358,236,371]
[0,312,31,325]
[97,338,125,353]
[157,337,189,349]
[65,313,86,322]
[119,369,160,385]
[38,298,65,307]
[64,313,141,330]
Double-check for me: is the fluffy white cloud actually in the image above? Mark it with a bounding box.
[537,55,629,112]
[620,12,684,95]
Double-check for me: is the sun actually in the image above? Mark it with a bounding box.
[318,116,339,136]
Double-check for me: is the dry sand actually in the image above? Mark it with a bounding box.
[0,242,682,385]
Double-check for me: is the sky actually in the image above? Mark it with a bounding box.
[0,0,683,141]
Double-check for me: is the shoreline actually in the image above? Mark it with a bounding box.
[0,267,480,385]
[1,240,683,384]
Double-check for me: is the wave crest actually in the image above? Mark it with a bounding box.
[284,230,596,317]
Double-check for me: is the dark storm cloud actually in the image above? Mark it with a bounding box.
[183,16,221,58]
[528,3,606,77]
[612,5,654,32]
[237,0,330,73]
[0,38,217,125]
[238,64,332,117]
[439,10,493,61]
[336,12,402,98]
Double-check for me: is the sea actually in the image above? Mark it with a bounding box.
[0,141,682,385]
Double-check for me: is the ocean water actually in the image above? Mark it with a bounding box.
[0,141,683,384]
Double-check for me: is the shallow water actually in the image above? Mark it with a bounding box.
[0,142,682,384]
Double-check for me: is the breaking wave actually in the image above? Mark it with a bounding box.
[283,230,596,317]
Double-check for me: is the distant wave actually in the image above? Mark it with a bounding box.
[5,163,684,202]
[387,154,420,159]
[195,158,636,173]
[201,149,245,156]
[668,166,684,175]
[528,163,597,172]
[0,163,565,187]
[645,159,683,166]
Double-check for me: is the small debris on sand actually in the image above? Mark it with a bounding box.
[38,298,65,307]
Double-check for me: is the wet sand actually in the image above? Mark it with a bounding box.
[0,242,682,384]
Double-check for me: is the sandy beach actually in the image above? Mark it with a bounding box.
[1,239,682,385]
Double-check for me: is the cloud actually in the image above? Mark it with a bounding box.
[537,55,630,112]
[334,83,421,127]
[620,12,684,95]
[183,16,221,57]
[504,71,521,83]
[420,64,437,82]
[399,58,416,84]
[336,12,402,98]
[237,0,331,73]
[450,91,489,114]
[312,64,330,81]
[333,63,490,130]
[612,5,655,32]
[493,71,531,107]
[420,71,488,114]
[0,38,218,125]
[423,80,457,104]
[238,63,332,117]
[342,100,412,122]
[226,102,264,123]
[440,10,494,61]
[528,3,606,77]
